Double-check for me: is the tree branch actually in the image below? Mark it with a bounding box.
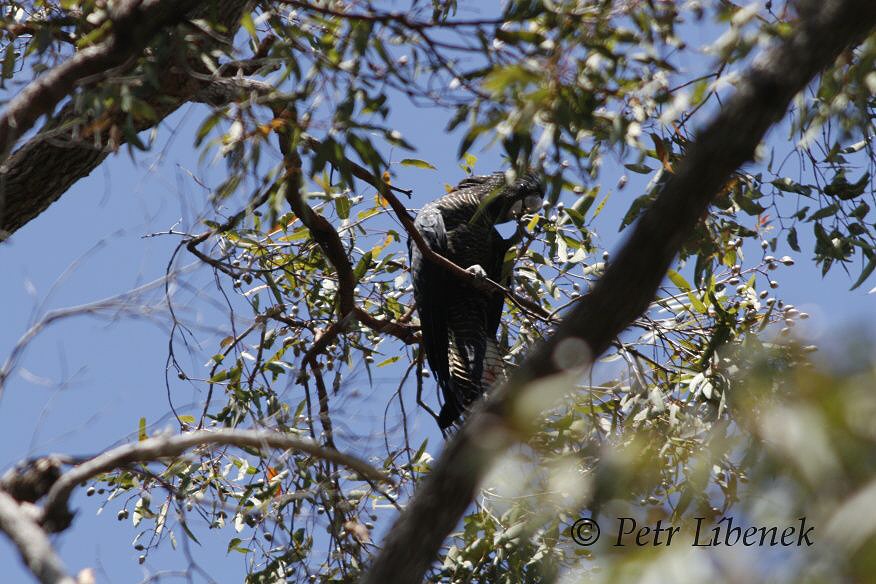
[39,428,387,532]
[0,266,192,398]
[0,1,252,241]
[272,114,420,362]
[0,490,75,584]
[0,0,201,159]
[362,1,876,581]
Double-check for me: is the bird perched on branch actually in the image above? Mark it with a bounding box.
[409,171,544,432]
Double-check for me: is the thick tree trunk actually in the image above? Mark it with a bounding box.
[361,1,876,582]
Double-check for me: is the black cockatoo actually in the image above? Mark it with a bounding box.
[409,171,544,431]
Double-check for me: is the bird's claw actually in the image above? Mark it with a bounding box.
[466,264,487,279]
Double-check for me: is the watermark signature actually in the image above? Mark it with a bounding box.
[570,516,814,547]
[570,517,600,546]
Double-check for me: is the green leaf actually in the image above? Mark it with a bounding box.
[851,201,870,219]
[824,172,869,200]
[787,227,800,252]
[412,439,429,466]
[240,12,257,40]
[771,177,811,195]
[138,417,147,441]
[808,203,840,221]
[121,120,147,151]
[482,64,540,94]
[129,99,157,122]
[334,194,351,220]
[667,269,692,292]
[621,193,653,228]
[192,114,222,146]
[399,158,437,170]
[495,28,544,45]
[280,227,311,242]
[463,153,478,173]
[571,187,598,218]
[687,292,707,314]
[735,194,766,216]
[458,127,486,159]
[181,521,201,545]
[76,20,112,49]
[357,208,381,221]
[215,176,241,201]
[263,361,286,375]
[377,356,400,367]
[668,269,706,312]
[624,163,653,174]
[227,538,242,554]
[209,370,230,383]
[591,191,611,219]
[851,252,876,290]
[353,251,373,281]
[2,44,16,82]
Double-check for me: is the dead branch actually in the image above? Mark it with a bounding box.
[0,266,193,398]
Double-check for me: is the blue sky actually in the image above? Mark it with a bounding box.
[2,5,876,583]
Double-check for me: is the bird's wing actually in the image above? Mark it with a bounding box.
[409,206,451,394]
[454,174,493,190]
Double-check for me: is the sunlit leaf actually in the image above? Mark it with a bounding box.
[399,158,437,170]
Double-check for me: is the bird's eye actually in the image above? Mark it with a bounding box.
[523,195,543,212]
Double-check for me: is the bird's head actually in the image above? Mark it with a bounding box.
[462,170,545,224]
[500,171,545,222]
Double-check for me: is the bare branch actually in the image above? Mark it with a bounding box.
[0,491,75,584]
[353,308,420,344]
[191,77,280,106]
[362,1,876,581]
[0,264,196,398]
[40,428,387,532]
[281,134,357,316]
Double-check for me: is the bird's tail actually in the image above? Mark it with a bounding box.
[481,338,508,389]
[438,336,507,431]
